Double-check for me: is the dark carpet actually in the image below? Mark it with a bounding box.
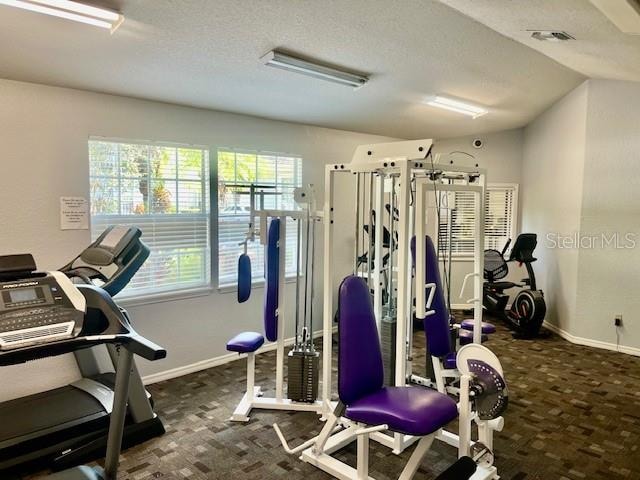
[32,318,640,480]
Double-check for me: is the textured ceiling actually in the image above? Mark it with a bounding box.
[440,0,640,83]
[0,0,584,139]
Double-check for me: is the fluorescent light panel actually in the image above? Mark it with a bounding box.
[261,50,369,89]
[0,0,123,32]
[426,96,488,118]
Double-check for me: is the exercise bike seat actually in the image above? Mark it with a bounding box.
[459,320,496,334]
[486,280,518,290]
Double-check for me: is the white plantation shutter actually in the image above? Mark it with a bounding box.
[89,140,211,298]
[485,185,517,251]
[438,184,517,257]
[438,191,477,255]
[217,149,302,286]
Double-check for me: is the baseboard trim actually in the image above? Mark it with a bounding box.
[543,321,640,357]
[142,327,332,385]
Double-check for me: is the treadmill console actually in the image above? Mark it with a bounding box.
[0,271,86,350]
[61,225,150,297]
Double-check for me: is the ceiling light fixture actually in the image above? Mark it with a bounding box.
[0,0,124,32]
[425,96,488,119]
[261,50,369,89]
[590,0,640,35]
[529,30,575,42]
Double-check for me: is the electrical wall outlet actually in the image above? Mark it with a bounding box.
[614,315,623,327]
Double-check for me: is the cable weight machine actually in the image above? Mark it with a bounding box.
[273,139,509,480]
[287,187,320,403]
[226,183,324,421]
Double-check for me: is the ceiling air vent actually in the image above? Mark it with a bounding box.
[529,30,575,42]
[590,0,640,35]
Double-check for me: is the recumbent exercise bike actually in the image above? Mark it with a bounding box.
[483,233,546,338]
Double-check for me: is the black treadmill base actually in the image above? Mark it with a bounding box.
[53,416,165,471]
[0,416,165,476]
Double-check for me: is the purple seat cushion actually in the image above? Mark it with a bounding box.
[443,352,457,370]
[264,219,280,342]
[459,319,497,334]
[458,329,488,346]
[237,253,252,303]
[345,386,458,436]
[226,332,265,353]
[410,236,454,358]
[338,276,384,405]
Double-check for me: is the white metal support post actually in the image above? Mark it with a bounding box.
[275,215,287,400]
[373,159,419,455]
[473,185,485,343]
[394,159,411,387]
[322,166,335,414]
[415,184,425,328]
[373,174,384,329]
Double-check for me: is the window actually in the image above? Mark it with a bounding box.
[89,139,211,298]
[438,184,518,257]
[484,184,518,251]
[217,149,302,287]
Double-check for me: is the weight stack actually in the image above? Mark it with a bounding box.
[380,318,397,386]
[287,350,320,403]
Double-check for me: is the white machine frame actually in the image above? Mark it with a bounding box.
[307,139,502,479]
[230,186,325,421]
[275,343,504,480]
[410,180,485,394]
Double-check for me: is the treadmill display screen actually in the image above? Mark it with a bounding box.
[9,288,38,303]
[1,285,49,308]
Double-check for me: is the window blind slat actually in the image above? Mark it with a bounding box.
[438,184,517,256]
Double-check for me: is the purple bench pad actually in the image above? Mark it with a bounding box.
[226,331,265,353]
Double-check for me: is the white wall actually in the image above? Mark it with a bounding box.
[520,81,588,333]
[0,79,395,401]
[575,80,640,351]
[520,79,640,355]
[433,129,524,307]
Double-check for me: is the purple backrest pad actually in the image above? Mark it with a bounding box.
[264,219,280,342]
[410,235,453,358]
[338,276,384,405]
[237,253,251,303]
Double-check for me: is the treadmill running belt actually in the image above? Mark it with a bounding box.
[0,385,104,446]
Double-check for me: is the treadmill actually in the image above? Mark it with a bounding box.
[0,226,165,474]
[0,254,166,480]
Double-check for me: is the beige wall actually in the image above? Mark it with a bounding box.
[575,79,640,352]
[520,81,588,333]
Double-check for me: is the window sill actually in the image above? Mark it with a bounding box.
[218,276,298,294]
[115,286,214,308]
